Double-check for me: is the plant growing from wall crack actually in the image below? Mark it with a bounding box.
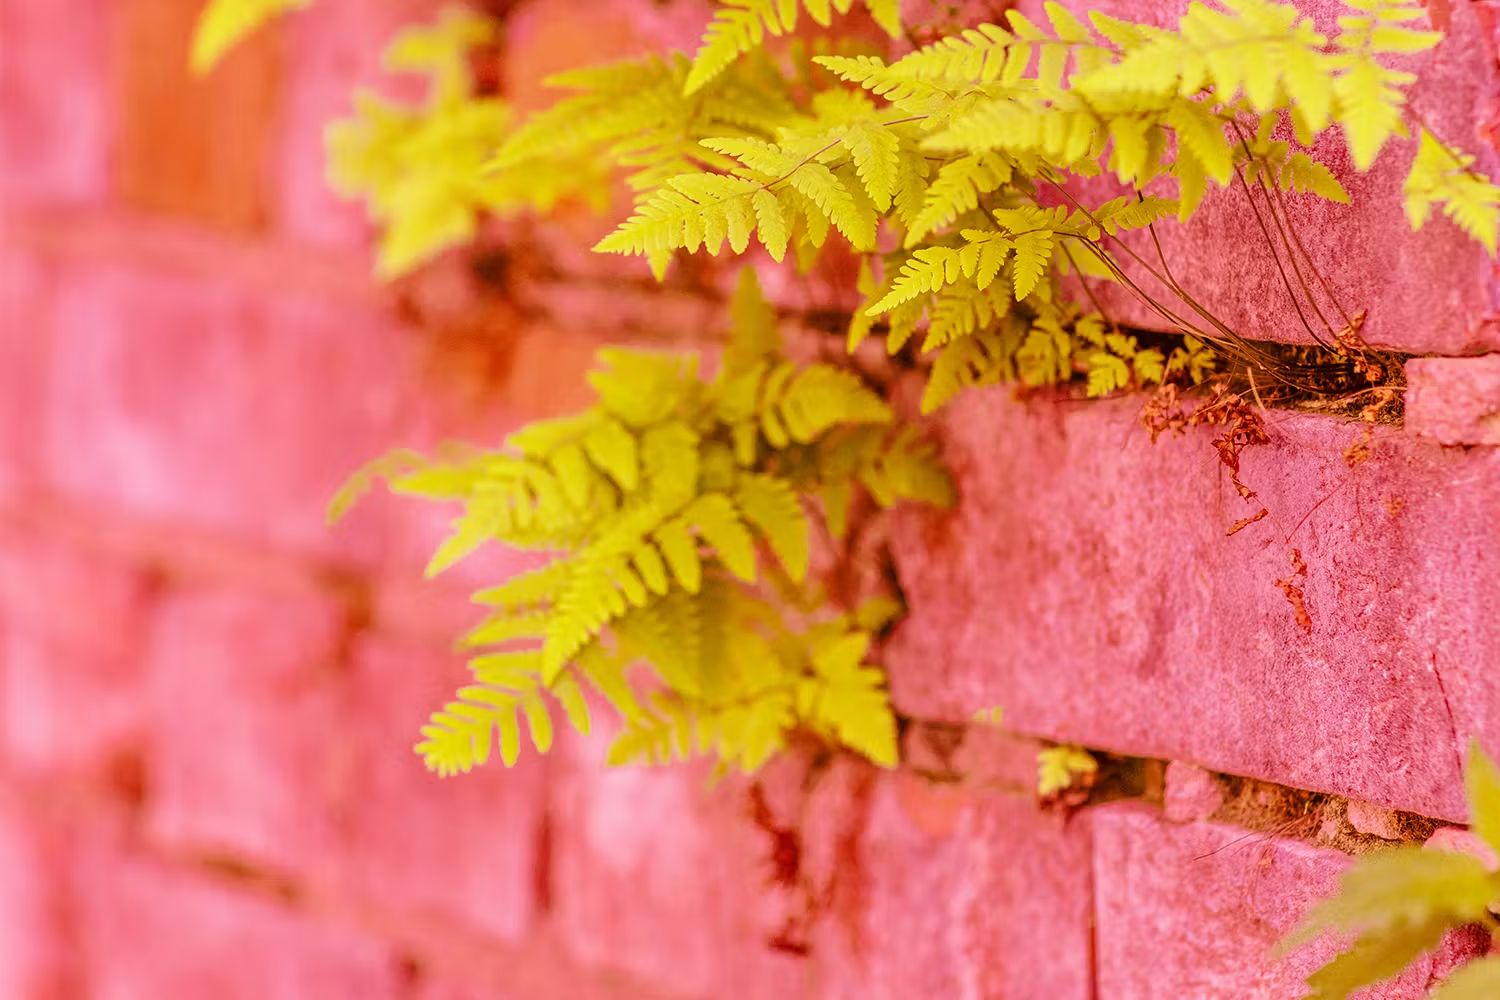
[195,0,1498,810]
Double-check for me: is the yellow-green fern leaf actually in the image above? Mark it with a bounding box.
[594,174,762,257]
[775,365,893,440]
[685,0,800,95]
[191,0,311,73]
[1009,230,1054,300]
[1404,129,1500,255]
[905,153,1013,246]
[684,493,758,582]
[840,122,902,211]
[735,474,809,580]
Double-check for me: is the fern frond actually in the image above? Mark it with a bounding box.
[906,153,1013,246]
[772,365,894,440]
[921,328,1016,412]
[416,670,577,776]
[787,163,878,250]
[735,474,810,580]
[685,0,801,96]
[687,0,903,95]
[860,427,956,508]
[1404,129,1500,255]
[594,174,769,258]
[840,122,902,212]
[1333,0,1441,169]
[473,562,571,611]
[798,631,897,766]
[191,0,311,74]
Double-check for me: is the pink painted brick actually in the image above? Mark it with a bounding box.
[1093,803,1483,999]
[0,530,152,775]
[1014,0,1500,356]
[0,246,57,497]
[1346,799,1406,841]
[340,636,545,941]
[38,260,437,565]
[0,797,63,999]
[1164,761,1225,823]
[1406,355,1500,446]
[277,0,429,249]
[144,586,349,877]
[1426,826,1500,870]
[550,733,809,999]
[0,0,112,205]
[807,767,1093,1000]
[71,841,401,1000]
[886,390,1499,820]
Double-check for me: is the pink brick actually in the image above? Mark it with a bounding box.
[0,0,112,205]
[0,246,53,498]
[144,586,348,876]
[550,734,809,999]
[1406,355,1500,446]
[1164,761,1225,823]
[341,636,544,941]
[808,768,1093,1000]
[1014,0,1500,356]
[38,261,437,565]
[1093,803,1481,999]
[277,0,428,249]
[0,797,63,999]
[71,842,401,1000]
[886,390,1499,820]
[0,531,152,775]
[1345,799,1406,841]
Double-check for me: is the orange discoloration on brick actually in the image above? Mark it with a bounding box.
[113,0,280,230]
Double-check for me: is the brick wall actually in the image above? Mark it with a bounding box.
[1,0,1497,997]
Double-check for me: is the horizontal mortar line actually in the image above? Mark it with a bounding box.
[0,492,462,647]
[0,768,681,1000]
[1,204,382,305]
[902,717,1458,852]
[7,492,1463,845]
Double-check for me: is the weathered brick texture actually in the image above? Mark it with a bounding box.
[2,0,1497,996]
[887,393,1500,821]
[1092,805,1487,999]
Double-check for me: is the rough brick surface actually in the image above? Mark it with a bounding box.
[808,767,1094,1000]
[341,636,544,941]
[887,389,1500,821]
[1093,804,1480,999]
[71,842,402,1000]
[144,586,349,876]
[1406,355,1500,446]
[1023,0,1500,356]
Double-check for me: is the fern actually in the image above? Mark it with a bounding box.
[1405,129,1500,256]
[324,11,609,276]
[1037,745,1098,797]
[685,0,903,95]
[333,270,949,775]
[1283,741,1500,999]
[191,0,311,74]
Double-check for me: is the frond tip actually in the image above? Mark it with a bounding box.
[191,0,312,73]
